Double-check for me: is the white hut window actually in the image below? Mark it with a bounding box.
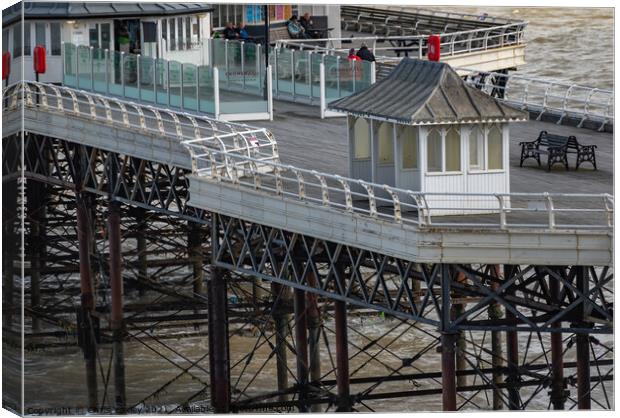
[488,124,503,170]
[445,127,461,172]
[399,125,418,169]
[35,23,45,49]
[427,128,442,172]
[50,23,61,55]
[377,122,394,164]
[352,117,370,159]
[469,125,484,170]
[2,29,8,53]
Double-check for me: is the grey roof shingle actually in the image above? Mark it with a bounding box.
[328,58,528,125]
[3,2,213,27]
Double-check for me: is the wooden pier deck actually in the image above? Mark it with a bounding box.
[261,100,612,196]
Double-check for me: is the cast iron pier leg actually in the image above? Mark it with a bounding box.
[77,189,98,410]
[576,266,591,410]
[489,265,504,410]
[26,177,44,332]
[207,265,230,413]
[294,287,310,412]
[504,265,520,410]
[271,282,290,402]
[549,267,566,409]
[441,265,457,411]
[136,208,148,295]
[335,265,351,412]
[108,199,126,413]
[306,272,321,412]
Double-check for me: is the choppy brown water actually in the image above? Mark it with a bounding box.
[417,6,614,90]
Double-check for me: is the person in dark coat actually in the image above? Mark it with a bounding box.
[223,22,238,40]
[356,44,376,62]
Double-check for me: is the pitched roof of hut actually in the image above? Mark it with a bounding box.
[328,58,528,125]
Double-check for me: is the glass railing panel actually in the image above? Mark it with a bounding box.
[218,68,268,115]
[123,54,138,99]
[292,50,311,98]
[168,60,182,108]
[92,48,107,93]
[139,55,155,103]
[182,63,198,111]
[155,58,169,106]
[198,65,215,114]
[76,45,91,90]
[63,43,77,87]
[225,40,243,89]
[211,38,227,69]
[274,47,293,95]
[109,50,124,97]
[310,52,323,100]
[243,42,262,94]
[323,54,340,101]
[356,60,373,93]
[338,57,355,98]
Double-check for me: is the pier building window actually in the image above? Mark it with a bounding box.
[24,22,31,56]
[2,29,8,53]
[101,24,111,50]
[469,125,484,170]
[487,124,503,170]
[35,23,45,49]
[352,117,370,160]
[185,17,191,49]
[177,17,184,50]
[377,122,394,164]
[50,23,61,55]
[89,24,99,48]
[445,127,461,172]
[169,19,175,50]
[399,125,418,170]
[427,128,442,172]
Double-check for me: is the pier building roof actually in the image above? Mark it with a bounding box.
[329,58,528,126]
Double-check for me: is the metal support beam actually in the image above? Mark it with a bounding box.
[136,208,148,296]
[504,264,521,410]
[2,138,18,328]
[208,264,230,413]
[549,267,566,410]
[441,265,457,412]
[271,282,290,402]
[334,266,351,412]
[294,287,310,412]
[488,265,503,410]
[188,223,204,298]
[576,266,591,410]
[306,272,321,412]
[109,199,126,413]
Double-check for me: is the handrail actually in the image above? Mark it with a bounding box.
[3,81,280,163]
[5,81,612,233]
[183,146,613,232]
[457,67,614,131]
[277,21,527,59]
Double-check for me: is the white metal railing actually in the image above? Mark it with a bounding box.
[4,81,280,167]
[458,68,614,131]
[5,81,613,232]
[183,147,613,232]
[277,22,527,59]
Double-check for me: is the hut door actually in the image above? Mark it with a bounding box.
[396,125,421,191]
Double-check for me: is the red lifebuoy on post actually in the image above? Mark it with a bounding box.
[33,45,47,74]
[427,35,441,62]
[2,52,10,80]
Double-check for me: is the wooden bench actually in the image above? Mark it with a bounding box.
[519,131,597,171]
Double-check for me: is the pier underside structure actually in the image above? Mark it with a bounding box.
[2,83,614,413]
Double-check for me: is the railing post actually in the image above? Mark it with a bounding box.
[256,43,261,91]
[274,47,280,98]
[336,55,341,97]
[240,41,246,90]
[137,54,141,99]
[418,38,423,59]
[214,67,220,119]
[89,46,94,92]
[267,65,273,121]
[545,193,555,229]
[319,61,326,119]
[307,51,312,97]
[291,49,296,99]
[496,194,507,229]
[370,61,376,84]
[120,51,125,97]
[105,49,110,95]
[180,63,184,110]
[166,60,171,107]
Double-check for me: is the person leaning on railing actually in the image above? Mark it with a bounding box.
[356,43,376,62]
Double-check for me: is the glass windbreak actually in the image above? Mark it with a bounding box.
[139,56,155,103]
[211,38,227,68]
[292,50,311,98]
[168,60,182,108]
[155,58,169,106]
[310,53,323,99]
[92,48,107,93]
[109,50,124,96]
[218,66,268,115]
[63,43,77,86]
[274,47,293,95]
[323,54,340,101]
[243,42,262,94]
[182,63,198,110]
[197,65,215,114]
[76,45,91,90]
[225,40,243,88]
[123,54,138,99]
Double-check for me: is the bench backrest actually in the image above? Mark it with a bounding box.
[538,131,570,148]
